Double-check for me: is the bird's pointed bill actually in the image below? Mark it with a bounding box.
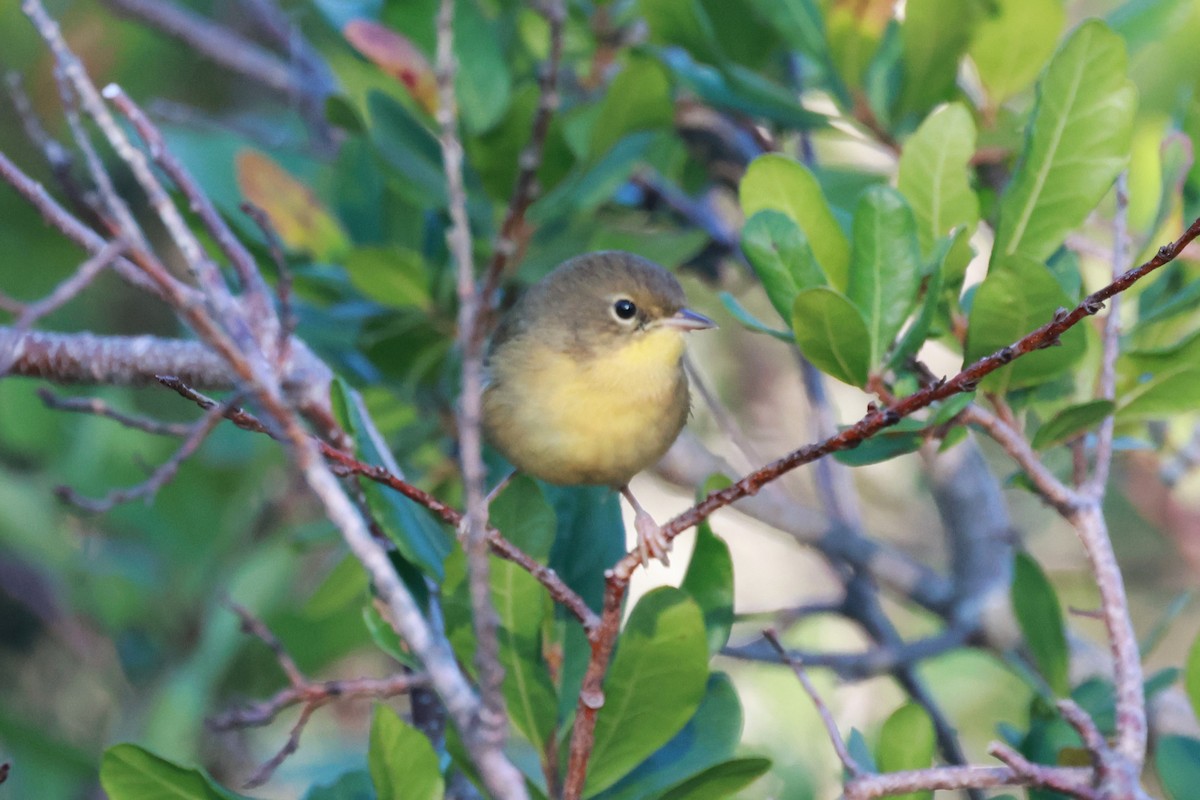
[659,308,717,331]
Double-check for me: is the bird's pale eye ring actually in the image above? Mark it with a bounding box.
[612,298,638,321]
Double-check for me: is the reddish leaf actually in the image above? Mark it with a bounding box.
[343,20,438,115]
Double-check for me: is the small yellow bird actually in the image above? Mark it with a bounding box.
[482,251,716,566]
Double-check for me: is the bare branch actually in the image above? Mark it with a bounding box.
[763,628,866,778]
[55,396,230,512]
[38,389,193,437]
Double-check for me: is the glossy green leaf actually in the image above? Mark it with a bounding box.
[876,703,935,800]
[345,247,431,309]
[1011,552,1069,696]
[100,745,246,800]
[1185,631,1200,720]
[718,292,794,342]
[331,379,452,579]
[968,0,1066,106]
[1117,331,1200,419]
[741,210,827,323]
[656,758,772,800]
[584,587,709,796]
[368,705,444,800]
[846,185,923,366]
[590,57,673,160]
[964,255,1086,394]
[1031,400,1115,450]
[681,520,734,656]
[746,0,847,103]
[897,103,979,256]
[596,673,744,800]
[791,287,872,387]
[740,155,851,290]
[453,0,511,134]
[993,21,1138,262]
[363,604,418,669]
[1157,735,1200,800]
[531,132,657,224]
[898,0,979,117]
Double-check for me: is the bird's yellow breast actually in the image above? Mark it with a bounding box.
[483,328,690,487]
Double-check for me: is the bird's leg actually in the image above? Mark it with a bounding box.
[485,469,516,507]
[620,485,671,567]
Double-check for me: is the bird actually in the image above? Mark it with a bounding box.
[482,251,716,566]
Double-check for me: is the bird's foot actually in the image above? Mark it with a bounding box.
[633,507,671,568]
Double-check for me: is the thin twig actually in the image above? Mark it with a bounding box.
[435,0,519,791]
[55,396,230,512]
[763,628,866,778]
[240,202,295,366]
[38,389,193,437]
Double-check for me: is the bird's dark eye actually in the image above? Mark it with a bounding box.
[613,298,637,320]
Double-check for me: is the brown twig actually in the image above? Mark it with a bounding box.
[38,389,193,437]
[54,395,231,512]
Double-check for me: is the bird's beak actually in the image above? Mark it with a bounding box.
[659,308,717,332]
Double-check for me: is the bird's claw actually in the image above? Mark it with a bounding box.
[633,508,671,568]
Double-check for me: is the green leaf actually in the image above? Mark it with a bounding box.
[968,0,1066,106]
[368,705,444,800]
[681,520,734,656]
[331,379,452,579]
[897,103,979,256]
[363,604,418,669]
[1185,632,1200,720]
[846,185,923,366]
[453,0,511,134]
[846,728,877,774]
[596,673,745,800]
[876,704,935,800]
[993,21,1138,262]
[718,292,794,342]
[898,0,979,118]
[827,0,892,91]
[792,287,872,387]
[1157,735,1200,800]
[345,247,431,309]
[741,210,827,323]
[656,758,772,800]
[1031,400,1115,449]
[584,587,710,796]
[1011,552,1070,696]
[964,255,1086,394]
[740,155,851,291]
[590,56,674,160]
[747,0,850,106]
[100,744,247,800]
